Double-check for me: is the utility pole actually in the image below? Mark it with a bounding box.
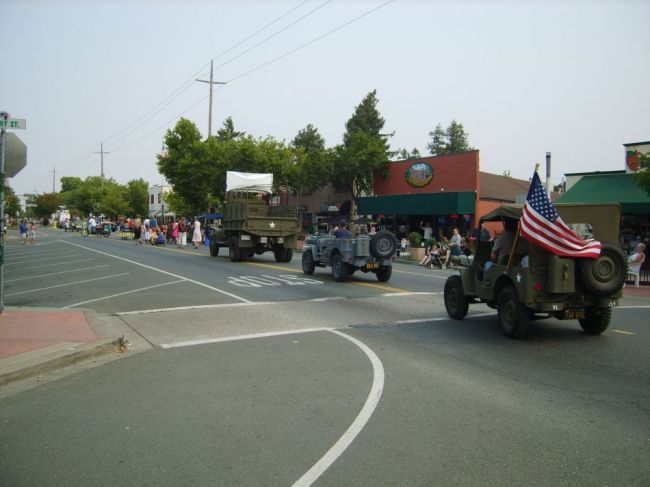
[51,164,56,193]
[196,60,226,137]
[93,143,110,190]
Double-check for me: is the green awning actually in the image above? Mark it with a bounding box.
[557,173,650,214]
[357,191,476,216]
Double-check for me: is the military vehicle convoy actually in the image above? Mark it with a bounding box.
[443,204,627,339]
[209,172,300,262]
[302,230,398,282]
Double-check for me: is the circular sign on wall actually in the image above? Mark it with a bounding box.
[405,162,434,188]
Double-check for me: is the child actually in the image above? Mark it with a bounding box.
[29,222,37,244]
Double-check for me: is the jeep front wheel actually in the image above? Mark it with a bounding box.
[331,253,348,282]
[578,307,612,335]
[209,241,220,257]
[376,265,392,282]
[444,275,469,320]
[497,285,531,339]
[229,237,242,262]
[302,250,316,275]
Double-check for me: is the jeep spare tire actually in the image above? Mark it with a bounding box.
[370,231,397,259]
[577,242,626,297]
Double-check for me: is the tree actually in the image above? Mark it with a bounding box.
[427,120,474,156]
[502,170,511,177]
[634,153,650,196]
[4,183,20,218]
[216,116,245,141]
[292,124,325,153]
[333,90,391,215]
[125,178,149,216]
[34,192,62,218]
[397,147,421,160]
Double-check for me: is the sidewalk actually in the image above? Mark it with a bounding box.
[0,308,130,387]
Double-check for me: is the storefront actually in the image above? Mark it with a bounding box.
[357,151,530,240]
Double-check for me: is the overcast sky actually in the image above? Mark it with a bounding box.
[3,0,649,196]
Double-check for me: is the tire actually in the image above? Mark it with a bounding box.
[370,231,397,259]
[209,241,219,257]
[302,250,316,275]
[346,266,356,276]
[229,237,242,262]
[577,242,627,297]
[444,275,469,320]
[283,248,293,262]
[81,228,88,238]
[376,265,392,282]
[497,285,531,339]
[578,307,612,335]
[274,246,285,263]
[331,253,348,282]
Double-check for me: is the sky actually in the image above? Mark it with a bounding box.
[3,0,649,196]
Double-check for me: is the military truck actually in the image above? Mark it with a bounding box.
[302,230,398,282]
[443,204,627,339]
[209,172,300,262]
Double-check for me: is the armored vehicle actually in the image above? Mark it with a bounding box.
[443,204,627,339]
[209,172,300,262]
[302,230,398,282]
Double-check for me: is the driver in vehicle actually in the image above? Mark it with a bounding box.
[334,222,352,238]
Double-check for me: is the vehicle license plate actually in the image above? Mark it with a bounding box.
[366,262,379,269]
[564,309,585,320]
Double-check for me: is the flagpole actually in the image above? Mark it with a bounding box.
[507,163,538,269]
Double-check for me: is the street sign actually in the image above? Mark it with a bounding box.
[4,133,27,177]
[0,119,26,130]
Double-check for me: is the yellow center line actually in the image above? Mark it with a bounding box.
[348,281,409,293]
[611,329,635,335]
[247,262,301,273]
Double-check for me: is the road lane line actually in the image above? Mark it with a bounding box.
[116,301,276,316]
[5,273,130,296]
[349,280,407,293]
[392,312,496,325]
[160,327,327,348]
[392,268,449,279]
[59,239,251,304]
[5,253,81,266]
[381,291,442,297]
[247,262,301,273]
[293,329,384,487]
[617,305,650,309]
[65,279,187,308]
[3,259,95,273]
[611,329,635,335]
[4,265,110,282]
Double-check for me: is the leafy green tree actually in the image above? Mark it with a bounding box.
[216,116,245,141]
[333,90,391,215]
[397,147,421,160]
[60,176,82,193]
[292,124,325,153]
[34,192,62,218]
[4,183,20,218]
[427,120,474,156]
[99,183,129,217]
[125,178,149,216]
[634,153,650,196]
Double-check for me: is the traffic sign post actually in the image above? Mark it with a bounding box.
[0,113,26,313]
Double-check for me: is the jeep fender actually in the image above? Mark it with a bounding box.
[459,267,476,296]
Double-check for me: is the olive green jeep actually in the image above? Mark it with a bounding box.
[443,204,627,339]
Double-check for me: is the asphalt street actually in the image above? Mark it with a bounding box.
[1,227,649,486]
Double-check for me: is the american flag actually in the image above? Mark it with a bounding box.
[520,171,601,259]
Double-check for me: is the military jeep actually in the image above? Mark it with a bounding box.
[302,230,398,282]
[443,204,627,339]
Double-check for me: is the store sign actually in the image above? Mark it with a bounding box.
[405,162,434,188]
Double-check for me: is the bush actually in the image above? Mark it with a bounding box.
[408,231,422,248]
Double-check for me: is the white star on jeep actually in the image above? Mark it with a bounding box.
[269,221,276,229]
[516,273,522,283]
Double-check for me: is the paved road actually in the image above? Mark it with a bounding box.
[1,227,649,485]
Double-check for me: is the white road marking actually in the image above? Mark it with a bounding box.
[309,296,346,302]
[116,301,276,316]
[392,268,449,279]
[617,305,650,309]
[392,312,496,325]
[5,273,130,296]
[292,329,384,487]
[381,291,442,297]
[4,265,110,283]
[3,259,95,273]
[4,253,80,266]
[65,279,187,308]
[59,239,251,303]
[160,326,385,487]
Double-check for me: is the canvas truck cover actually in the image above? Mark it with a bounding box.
[226,171,273,193]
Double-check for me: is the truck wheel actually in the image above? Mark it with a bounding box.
[444,275,469,320]
[273,246,285,262]
[209,241,220,257]
[331,253,348,282]
[302,250,316,275]
[283,248,293,262]
[577,242,626,297]
[370,231,397,259]
[497,285,531,339]
[579,307,612,335]
[376,266,392,282]
[229,237,241,262]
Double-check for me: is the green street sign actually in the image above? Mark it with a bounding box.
[0,119,26,130]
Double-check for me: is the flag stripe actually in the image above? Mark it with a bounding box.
[522,206,601,252]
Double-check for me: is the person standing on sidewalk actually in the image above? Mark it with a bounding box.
[19,220,27,244]
[177,216,187,248]
[191,217,202,249]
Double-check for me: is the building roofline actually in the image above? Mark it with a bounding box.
[623,141,650,147]
[564,170,626,176]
